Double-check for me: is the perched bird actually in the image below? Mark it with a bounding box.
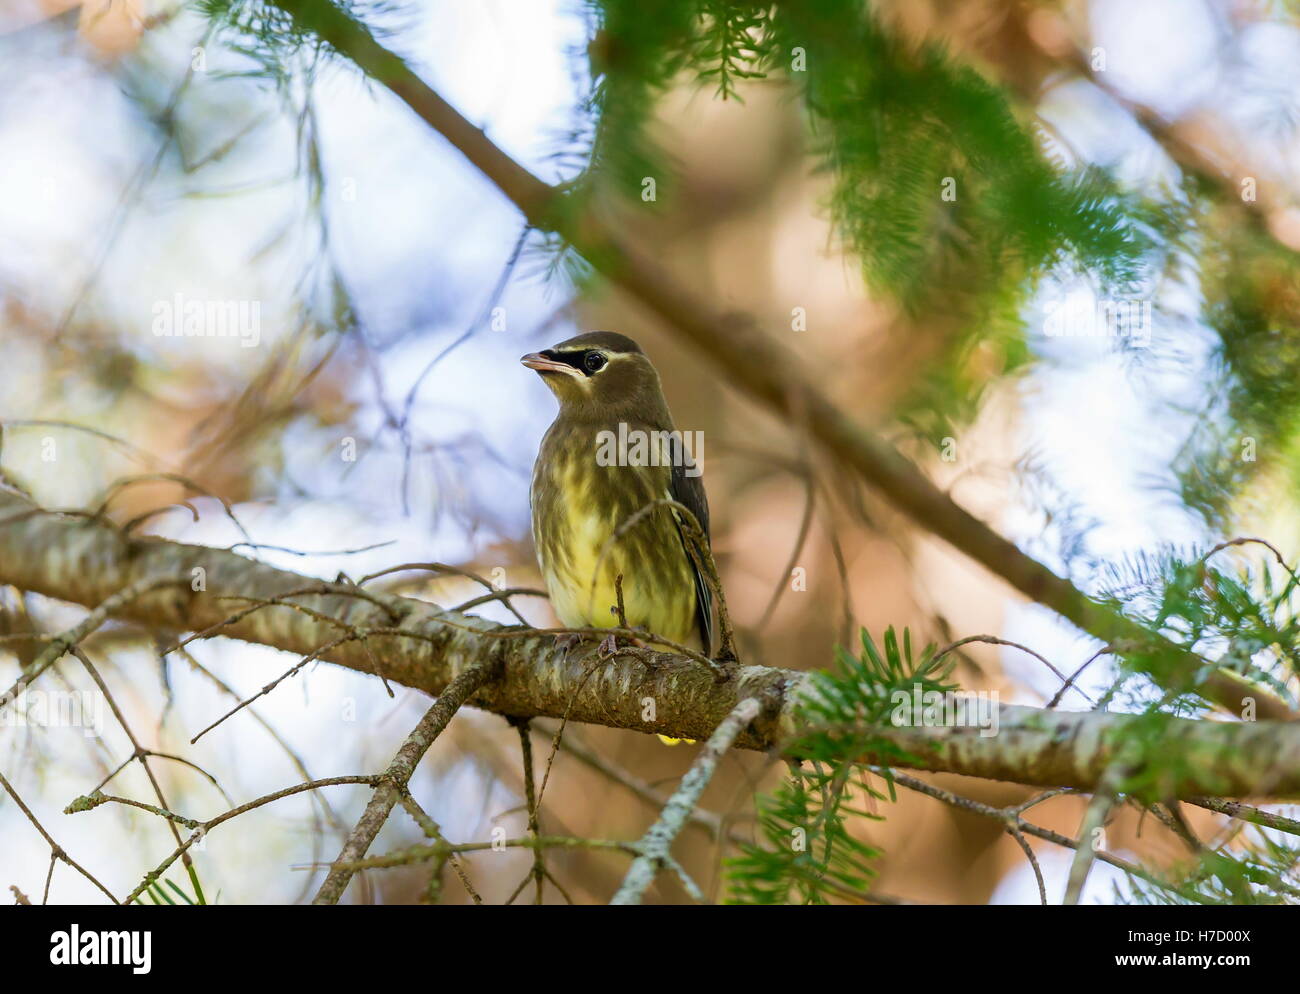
[522,331,713,656]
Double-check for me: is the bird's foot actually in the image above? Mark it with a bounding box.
[551,632,583,660]
[711,646,741,681]
[597,631,648,660]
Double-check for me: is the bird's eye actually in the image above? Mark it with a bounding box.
[583,351,607,373]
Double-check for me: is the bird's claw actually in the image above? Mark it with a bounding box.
[597,630,649,659]
[552,632,583,659]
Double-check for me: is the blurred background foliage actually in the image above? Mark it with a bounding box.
[1,0,1299,904]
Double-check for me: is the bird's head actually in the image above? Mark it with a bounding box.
[521,331,666,417]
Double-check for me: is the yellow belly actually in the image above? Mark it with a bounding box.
[533,456,698,648]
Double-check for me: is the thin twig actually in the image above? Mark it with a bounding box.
[312,656,503,904]
[0,576,188,716]
[116,776,380,905]
[511,718,547,905]
[72,646,207,903]
[0,770,120,904]
[611,696,764,905]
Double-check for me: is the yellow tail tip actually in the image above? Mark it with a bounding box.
[656,734,697,746]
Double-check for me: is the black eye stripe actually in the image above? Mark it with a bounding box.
[542,349,609,376]
[539,349,585,372]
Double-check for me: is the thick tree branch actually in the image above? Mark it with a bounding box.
[260,0,1291,723]
[3,491,1300,799]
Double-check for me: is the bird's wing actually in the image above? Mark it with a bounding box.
[669,457,713,655]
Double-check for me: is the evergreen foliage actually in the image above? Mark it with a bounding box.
[190,0,1300,905]
[727,628,952,904]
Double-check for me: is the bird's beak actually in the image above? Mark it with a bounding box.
[520,352,579,377]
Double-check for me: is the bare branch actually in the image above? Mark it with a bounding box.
[312,657,502,904]
[1,493,1299,798]
[0,770,120,904]
[611,696,763,905]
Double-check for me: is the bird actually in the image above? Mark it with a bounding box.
[521,331,714,658]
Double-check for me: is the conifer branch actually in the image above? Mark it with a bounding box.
[3,490,1300,800]
[256,0,1293,723]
